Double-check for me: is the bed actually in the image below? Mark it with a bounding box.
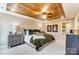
[24,33,55,51]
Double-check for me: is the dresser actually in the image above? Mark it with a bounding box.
[66,34,79,55]
[8,34,25,48]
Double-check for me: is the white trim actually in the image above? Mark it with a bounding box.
[45,17,75,23]
[0,10,44,23]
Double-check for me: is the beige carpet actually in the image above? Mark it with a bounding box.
[0,40,65,55]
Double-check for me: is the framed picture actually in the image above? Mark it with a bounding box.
[52,24,58,32]
[47,25,51,32]
[62,23,66,32]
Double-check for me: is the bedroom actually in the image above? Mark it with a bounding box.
[0,3,79,55]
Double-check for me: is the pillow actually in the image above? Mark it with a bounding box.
[33,35,46,40]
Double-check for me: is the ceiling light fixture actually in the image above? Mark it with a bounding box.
[61,16,64,19]
[38,4,49,20]
[41,12,47,19]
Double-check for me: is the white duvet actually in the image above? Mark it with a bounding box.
[24,35,45,44]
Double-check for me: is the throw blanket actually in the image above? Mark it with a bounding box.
[30,34,55,51]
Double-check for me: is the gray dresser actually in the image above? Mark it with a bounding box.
[8,34,25,48]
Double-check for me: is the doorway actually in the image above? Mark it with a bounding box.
[61,21,71,40]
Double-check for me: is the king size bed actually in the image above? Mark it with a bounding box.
[24,33,55,51]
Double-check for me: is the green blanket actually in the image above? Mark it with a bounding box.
[30,34,55,51]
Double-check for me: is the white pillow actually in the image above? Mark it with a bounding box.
[33,35,46,40]
[24,35,33,43]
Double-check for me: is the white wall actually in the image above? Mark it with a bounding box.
[0,22,12,48]
[18,19,44,31]
[0,13,26,49]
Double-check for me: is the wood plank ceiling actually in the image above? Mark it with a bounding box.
[6,3,65,20]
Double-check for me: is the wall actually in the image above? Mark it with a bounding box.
[18,19,44,31]
[0,13,26,49]
[0,13,26,24]
[0,22,12,48]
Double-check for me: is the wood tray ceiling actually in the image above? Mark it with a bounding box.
[6,3,65,20]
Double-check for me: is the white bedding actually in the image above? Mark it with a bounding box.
[24,35,33,44]
[33,35,45,40]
